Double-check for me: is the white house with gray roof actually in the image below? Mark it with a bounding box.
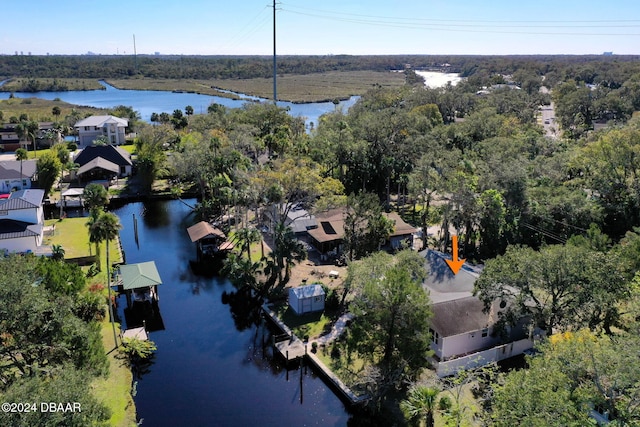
[0,160,37,193]
[420,249,538,376]
[74,115,128,147]
[0,189,45,253]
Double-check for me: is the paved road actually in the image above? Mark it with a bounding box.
[540,102,558,139]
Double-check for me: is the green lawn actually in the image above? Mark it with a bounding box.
[43,216,122,264]
[91,321,137,427]
[44,216,134,425]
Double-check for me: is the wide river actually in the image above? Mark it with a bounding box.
[112,199,351,426]
[0,81,358,130]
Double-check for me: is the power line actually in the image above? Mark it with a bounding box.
[282,4,640,25]
[521,221,567,244]
[280,4,640,37]
[217,6,271,53]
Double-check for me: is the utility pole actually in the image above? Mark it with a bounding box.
[133,34,138,74]
[273,0,277,103]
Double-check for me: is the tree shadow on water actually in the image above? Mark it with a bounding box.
[221,286,264,332]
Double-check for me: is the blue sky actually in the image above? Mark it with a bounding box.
[2,0,639,56]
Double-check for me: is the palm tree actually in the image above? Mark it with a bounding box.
[15,148,28,189]
[400,385,440,427]
[221,253,262,290]
[51,244,65,261]
[86,211,121,272]
[83,183,109,216]
[15,120,40,158]
[272,222,306,286]
[233,227,261,263]
[86,211,122,348]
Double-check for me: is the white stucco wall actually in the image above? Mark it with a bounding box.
[0,179,32,193]
[0,235,38,253]
[5,206,42,225]
[432,328,499,360]
[435,338,534,377]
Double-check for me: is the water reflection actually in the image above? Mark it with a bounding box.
[112,199,351,426]
[140,199,172,228]
[221,286,263,332]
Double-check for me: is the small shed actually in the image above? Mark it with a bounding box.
[289,284,325,315]
[119,261,163,308]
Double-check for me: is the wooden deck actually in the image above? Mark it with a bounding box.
[274,336,307,361]
[262,303,369,406]
[122,326,148,341]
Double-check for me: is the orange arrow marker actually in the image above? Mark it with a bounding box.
[445,235,466,275]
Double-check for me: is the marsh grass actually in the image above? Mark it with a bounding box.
[0,97,107,122]
[107,70,406,103]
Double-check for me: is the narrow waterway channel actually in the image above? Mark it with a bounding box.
[112,199,351,426]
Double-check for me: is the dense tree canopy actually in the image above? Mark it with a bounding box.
[345,251,431,402]
[474,244,627,334]
[491,330,640,426]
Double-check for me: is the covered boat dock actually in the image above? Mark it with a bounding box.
[119,261,163,308]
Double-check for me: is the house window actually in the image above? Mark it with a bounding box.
[314,296,321,302]
[429,328,440,345]
[22,179,27,186]
[482,328,489,337]
[0,210,7,216]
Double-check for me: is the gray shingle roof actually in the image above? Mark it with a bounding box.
[430,296,490,337]
[0,160,37,179]
[420,249,480,303]
[291,284,325,299]
[77,157,120,175]
[73,145,132,168]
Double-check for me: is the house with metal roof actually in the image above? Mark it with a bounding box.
[420,249,536,376]
[119,261,163,308]
[0,189,45,253]
[74,115,128,147]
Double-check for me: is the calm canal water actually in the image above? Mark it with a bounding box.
[112,199,351,426]
[0,81,358,129]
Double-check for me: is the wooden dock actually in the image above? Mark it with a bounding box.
[262,304,369,406]
[274,336,307,361]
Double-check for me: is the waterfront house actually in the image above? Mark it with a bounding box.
[420,249,537,376]
[74,115,128,147]
[306,207,416,259]
[0,123,21,151]
[72,145,133,181]
[261,203,318,235]
[0,189,45,253]
[0,122,61,151]
[289,284,325,315]
[307,208,346,259]
[0,160,37,193]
